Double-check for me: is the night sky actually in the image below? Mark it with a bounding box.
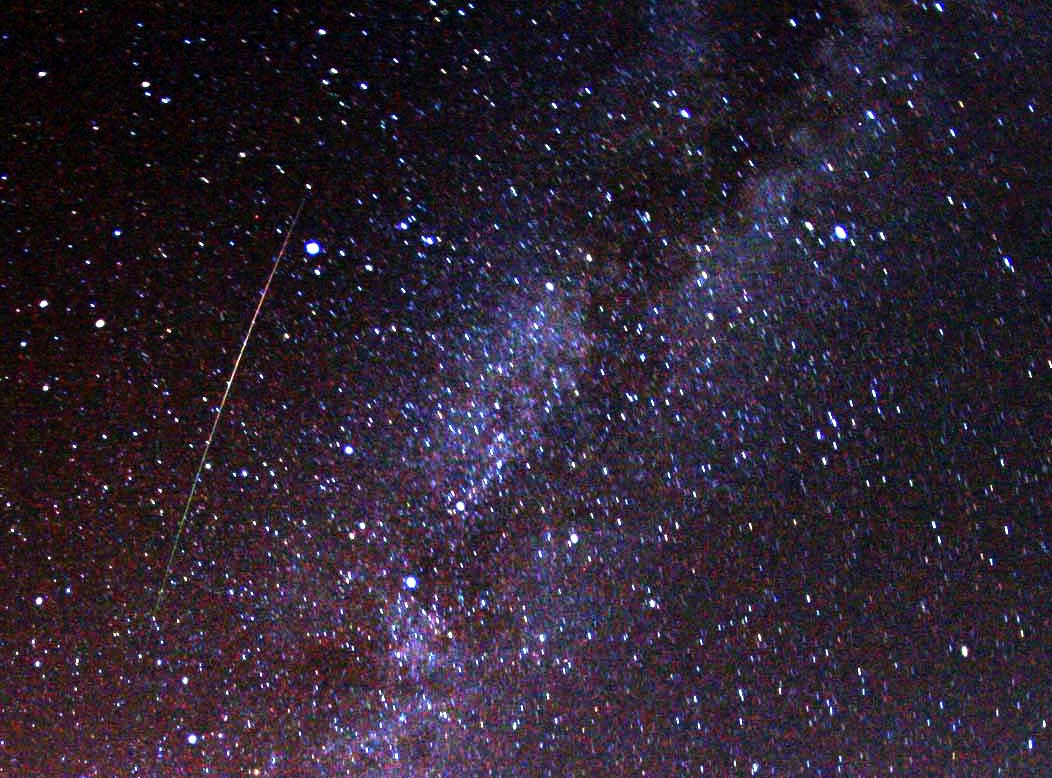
[4,1,1052,775]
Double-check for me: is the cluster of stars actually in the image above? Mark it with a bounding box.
[5,2,1051,776]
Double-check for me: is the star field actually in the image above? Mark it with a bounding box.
[3,2,1052,775]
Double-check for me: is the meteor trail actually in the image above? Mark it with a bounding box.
[150,191,309,625]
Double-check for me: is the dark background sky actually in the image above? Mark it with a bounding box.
[3,1,1051,775]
